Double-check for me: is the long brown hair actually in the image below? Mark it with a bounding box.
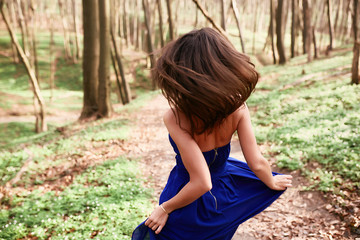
[153,28,259,135]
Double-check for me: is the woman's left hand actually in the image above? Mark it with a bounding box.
[144,205,169,234]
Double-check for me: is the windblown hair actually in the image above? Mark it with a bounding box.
[153,28,259,135]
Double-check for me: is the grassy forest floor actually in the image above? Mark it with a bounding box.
[0,29,359,239]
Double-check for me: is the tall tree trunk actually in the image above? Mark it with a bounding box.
[111,38,131,104]
[0,1,47,132]
[8,0,19,63]
[98,0,112,118]
[291,0,298,58]
[135,0,141,50]
[270,0,276,64]
[351,42,360,85]
[302,0,311,54]
[110,11,131,104]
[28,0,39,80]
[72,0,81,60]
[110,48,125,104]
[352,0,358,43]
[157,0,164,47]
[326,0,334,50]
[80,0,99,119]
[351,0,359,84]
[276,0,286,64]
[16,0,29,57]
[220,0,226,31]
[166,0,174,41]
[143,0,156,88]
[305,0,312,62]
[312,27,318,58]
[123,0,130,48]
[230,0,245,53]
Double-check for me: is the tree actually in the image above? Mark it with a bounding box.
[142,0,155,70]
[231,0,245,53]
[72,0,81,60]
[98,0,112,118]
[276,0,286,64]
[157,0,165,47]
[270,0,276,63]
[80,0,99,119]
[192,0,229,42]
[166,0,174,41]
[291,0,298,58]
[110,0,131,104]
[302,0,310,54]
[351,0,359,84]
[303,0,312,62]
[0,0,47,132]
[326,0,334,50]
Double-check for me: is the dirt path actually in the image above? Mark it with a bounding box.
[126,94,356,240]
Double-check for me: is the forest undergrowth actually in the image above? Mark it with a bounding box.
[249,47,360,233]
[0,31,359,238]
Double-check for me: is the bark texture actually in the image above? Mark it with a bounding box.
[276,0,286,64]
[98,0,112,118]
[80,0,99,119]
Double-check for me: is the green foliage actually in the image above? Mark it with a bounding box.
[248,49,360,192]
[82,119,130,141]
[54,58,83,91]
[0,158,152,240]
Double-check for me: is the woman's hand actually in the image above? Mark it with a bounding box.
[270,174,293,191]
[144,205,169,234]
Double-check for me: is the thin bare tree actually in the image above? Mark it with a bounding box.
[72,0,81,60]
[143,0,156,88]
[166,0,174,41]
[351,0,359,84]
[230,0,245,53]
[192,0,229,42]
[157,0,165,47]
[270,0,276,63]
[326,0,334,50]
[0,1,47,132]
[291,0,298,58]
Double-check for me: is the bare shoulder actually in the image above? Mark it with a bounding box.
[231,104,248,126]
[163,109,176,126]
[163,109,191,132]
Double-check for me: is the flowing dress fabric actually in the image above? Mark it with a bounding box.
[132,135,285,240]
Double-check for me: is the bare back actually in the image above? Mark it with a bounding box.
[164,107,244,152]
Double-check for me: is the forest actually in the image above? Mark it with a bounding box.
[0,0,359,239]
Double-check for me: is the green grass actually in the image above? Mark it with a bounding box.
[0,157,152,240]
[248,49,360,192]
[0,88,157,239]
[0,89,156,185]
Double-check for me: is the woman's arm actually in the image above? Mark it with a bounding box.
[145,110,212,234]
[236,104,292,190]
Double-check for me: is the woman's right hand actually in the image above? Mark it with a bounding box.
[145,205,169,234]
[270,174,293,191]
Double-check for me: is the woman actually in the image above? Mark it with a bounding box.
[132,28,292,240]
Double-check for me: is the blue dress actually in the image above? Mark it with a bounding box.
[132,135,285,240]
